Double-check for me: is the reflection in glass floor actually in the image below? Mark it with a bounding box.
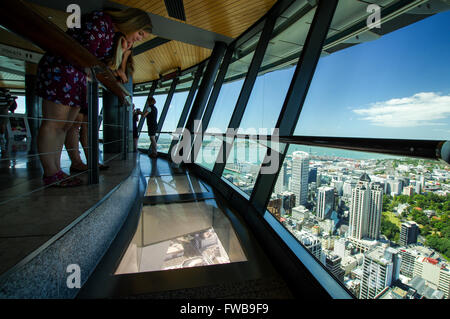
[115,199,247,275]
[145,174,210,196]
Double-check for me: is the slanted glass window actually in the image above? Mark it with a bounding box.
[205,33,262,134]
[194,32,262,170]
[160,88,189,133]
[238,4,317,134]
[265,2,450,300]
[221,1,318,194]
[158,76,195,154]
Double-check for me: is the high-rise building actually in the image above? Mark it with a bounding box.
[296,230,324,264]
[316,186,334,220]
[274,173,284,195]
[360,246,401,299]
[368,183,383,240]
[308,167,317,184]
[267,197,282,220]
[343,180,356,198]
[400,221,420,246]
[403,185,415,197]
[415,181,422,194]
[280,191,296,216]
[333,238,348,260]
[325,254,345,282]
[349,174,383,241]
[392,179,404,195]
[291,151,309,206]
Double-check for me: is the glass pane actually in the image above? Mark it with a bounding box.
[145,174,210,196]
[222,137,269,196]
[115,199,247,274]
[153,93,168,123]
[238,4,317,134]
[206,33,261,133]
[268,143,450,299]
[294,9,450,140]
[157,133,172,154]
[194,134,223,171]
[161,88,190,133]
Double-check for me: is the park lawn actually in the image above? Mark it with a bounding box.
[383,211,402,228]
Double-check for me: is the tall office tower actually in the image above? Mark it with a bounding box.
[400,221,420,246]
[274,163,286,194]
[360,246,401,299]
[343,180,355,198]
[420,175,425,190]
[267,197,282,220]
[332,180,344,196]
[415,181,422,194]
[403,185,415,196]
[399,248,418,278]
[368,183,383,240]
[349,177,370,240]
[291,151,309,206]
[349,174,383,241]
[308,167,317,183]
[280,191,296,216]
[316,186,335,220]
[333,238,348,259]
[325,254,345,282]
[392,179,404,195]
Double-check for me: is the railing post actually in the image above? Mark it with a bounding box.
[122,102,129,160]
[137,80,158,137]
[181,41,227,163]
[87,71,99,184]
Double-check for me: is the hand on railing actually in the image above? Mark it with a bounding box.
[113,69,128,84]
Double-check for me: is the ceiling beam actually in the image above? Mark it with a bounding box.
[25,0,233,52]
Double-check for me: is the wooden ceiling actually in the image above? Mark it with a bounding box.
[114,0,277,83]
[112,0,277,38]
[0,0,277,88]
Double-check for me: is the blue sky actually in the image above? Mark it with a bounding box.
[294,9,450,140]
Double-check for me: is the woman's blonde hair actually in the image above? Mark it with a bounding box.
[105,8,153,35]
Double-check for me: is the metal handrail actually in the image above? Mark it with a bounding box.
[156,130,449,163]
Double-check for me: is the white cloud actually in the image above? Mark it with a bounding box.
[352,92,450,127]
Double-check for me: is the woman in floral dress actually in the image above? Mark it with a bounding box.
[37,8,152,186]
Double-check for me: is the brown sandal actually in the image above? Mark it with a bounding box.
[43,171,83,187]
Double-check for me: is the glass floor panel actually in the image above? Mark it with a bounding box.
[115,199,247,275]
[145,174,209,196]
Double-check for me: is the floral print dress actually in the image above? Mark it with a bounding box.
[37,11,116,113]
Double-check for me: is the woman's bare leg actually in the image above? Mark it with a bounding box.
[38,99,80,177]
[65,113,87,170]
